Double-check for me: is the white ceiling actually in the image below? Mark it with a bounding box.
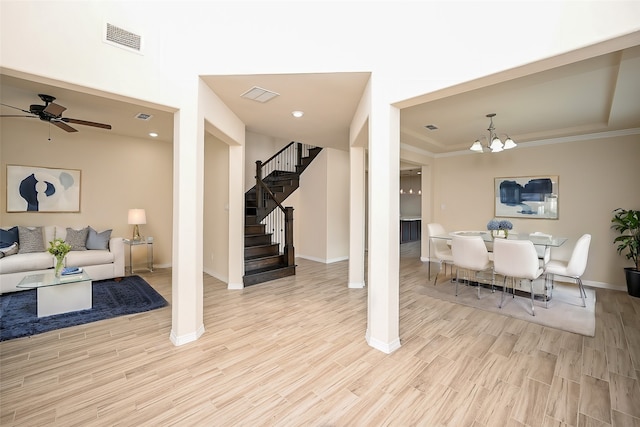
[0,74,175,143]
[2,45,639,155]
[399,45,640,155]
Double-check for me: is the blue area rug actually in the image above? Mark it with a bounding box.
[0,275,168,341]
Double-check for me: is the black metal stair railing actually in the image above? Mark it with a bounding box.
[253,142,318,269]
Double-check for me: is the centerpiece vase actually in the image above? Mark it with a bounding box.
[54,255,65,278]
[492,230,508,239]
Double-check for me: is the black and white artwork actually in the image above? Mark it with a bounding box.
[6,165,81,212]
[494,176,558,219]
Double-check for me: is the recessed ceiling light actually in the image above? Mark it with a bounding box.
[149,132,158,137]
[424,124,438,130]
[292,110,304,118]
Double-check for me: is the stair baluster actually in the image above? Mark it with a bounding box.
[244,142,322,286]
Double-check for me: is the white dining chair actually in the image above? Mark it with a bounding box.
[452,235,494,298]
[426,223,454,286]
[493,238,544,316]
[544,234,591,307]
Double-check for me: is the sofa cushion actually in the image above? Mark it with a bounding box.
[66,227,88,251]
[86,227,112,250]
[1,226,19,248]
[18,226,45,254]
[65,250,114,267]
[0,242,20,258]
[0,252,54,274]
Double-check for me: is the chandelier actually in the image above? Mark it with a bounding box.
[470,113,516,153]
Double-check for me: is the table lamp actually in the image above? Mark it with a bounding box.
[128,208,146,241]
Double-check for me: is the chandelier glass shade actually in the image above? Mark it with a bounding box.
[470,113,516,153]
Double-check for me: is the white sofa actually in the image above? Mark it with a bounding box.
[0,226,125,294]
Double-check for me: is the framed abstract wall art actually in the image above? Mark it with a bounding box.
[494,175,558,219]
[6,165,81,212]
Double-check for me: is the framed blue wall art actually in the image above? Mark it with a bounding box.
[6,165,81,212]
[494,175,558,219]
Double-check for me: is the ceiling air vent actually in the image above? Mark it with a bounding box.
[424,124,438,131]
[240,86,280,103]
[104,22,143,54]
[135,113,153,121]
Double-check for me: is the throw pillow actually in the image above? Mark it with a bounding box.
[66,227,89,251]
[0,242,19,258]
[86,227,112,250]
[0,226,19,248]
[17,226,45,254]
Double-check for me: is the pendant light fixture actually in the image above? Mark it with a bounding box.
[470,113,516,153]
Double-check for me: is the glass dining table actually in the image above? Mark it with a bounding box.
[431,231,568,248]
[427,231,568,299]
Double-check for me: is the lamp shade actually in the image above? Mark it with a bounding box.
[470,140,483,152]
[503,137,517,149]
[128,208,147,225]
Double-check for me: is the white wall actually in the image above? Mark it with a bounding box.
[244,132,277,192]
[325,149,350,262]
[297,150,328,261]
[203,133,229,282]
[0,119,173,268]
[296,148,350,263]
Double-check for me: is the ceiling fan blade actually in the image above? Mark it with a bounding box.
[0,115,38,118]
[0,103,33,115]
[51,120,78,132]
[43,102,66,118]
[61,117,112,130]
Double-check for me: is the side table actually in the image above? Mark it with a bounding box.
[123,238,154,274]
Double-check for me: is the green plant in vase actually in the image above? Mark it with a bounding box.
[48,238,71,277]
[611,208,640,297]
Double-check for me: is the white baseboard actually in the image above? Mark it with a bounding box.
[296,255,348,264]
[170,323,205,346]
[564,278,626,293]
[203,267,228,284]
[365,330,401,354]
[349,281,366,289]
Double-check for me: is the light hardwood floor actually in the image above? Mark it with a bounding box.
[1,242,639,426]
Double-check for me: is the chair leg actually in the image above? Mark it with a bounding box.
[529,279,536,316]
[499,276,508,308]
[577,277,586,307]
[455,268,459,295]
[491,270,495,293]
[432,261,441,286]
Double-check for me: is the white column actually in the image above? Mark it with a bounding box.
[227,144,245,289]
[170,96,205,346]
[365,78,401,354]
[348,145,366,288]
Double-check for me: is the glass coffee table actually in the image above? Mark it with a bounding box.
[17,271,93,317]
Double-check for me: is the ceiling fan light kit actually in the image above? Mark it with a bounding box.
[0,93,112,133]
[470,113,516,153]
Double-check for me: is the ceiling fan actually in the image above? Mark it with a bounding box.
[0,93,112,132]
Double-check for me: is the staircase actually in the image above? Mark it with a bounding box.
[243,143,322,286]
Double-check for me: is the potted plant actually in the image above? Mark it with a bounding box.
[611,208,640,297]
